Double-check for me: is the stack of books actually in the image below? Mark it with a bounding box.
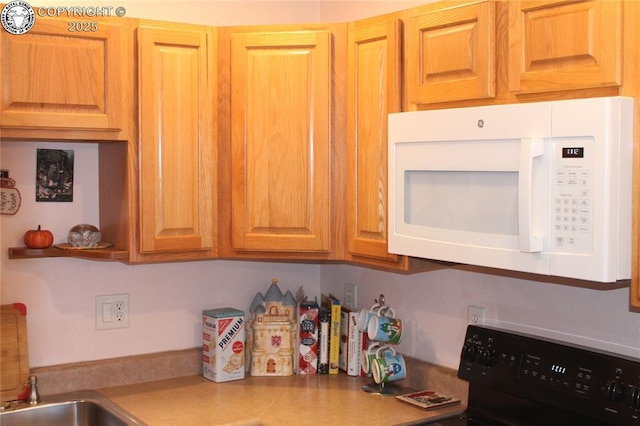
[338,305,367,376]
[298,293,366,376]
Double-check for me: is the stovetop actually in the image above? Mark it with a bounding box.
[420,325,640,426]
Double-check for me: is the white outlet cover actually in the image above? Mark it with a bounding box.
[467,305,485,325]
[96,294,129,330]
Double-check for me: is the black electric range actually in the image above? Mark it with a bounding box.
[419,325,640,426]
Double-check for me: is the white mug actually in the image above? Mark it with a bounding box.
[367,314,403,344]
[360,342,382,375]
[356,303,381,333]
[357,305,395,334]
[371,346,406,384]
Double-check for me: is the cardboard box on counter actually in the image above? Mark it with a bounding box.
[298,298,319,374]
[202,307,245,383]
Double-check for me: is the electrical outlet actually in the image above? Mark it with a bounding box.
[344,283,357,309]
[467,305,485,325]
[96,294,129,330]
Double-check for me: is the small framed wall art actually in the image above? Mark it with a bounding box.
[36,149,74,202]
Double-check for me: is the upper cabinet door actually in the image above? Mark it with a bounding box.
[230,31,331,253]
[0,17,126,135]
[508,0,622,94]
[407,1,496,105]
[137,24,216,256]
[346,19,404,265]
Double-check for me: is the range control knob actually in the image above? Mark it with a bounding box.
[461,343,477,362]
[478,347,496,367]
[631,387,640,408]
[605,380,626,402]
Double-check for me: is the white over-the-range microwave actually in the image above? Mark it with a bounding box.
[388,97,633,283]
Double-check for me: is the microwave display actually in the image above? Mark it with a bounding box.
[562,147,584,158]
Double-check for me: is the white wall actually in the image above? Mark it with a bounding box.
[0,141,321,367]
[319,1,429,22]
[320,265,640,369]
[1,1,638,372]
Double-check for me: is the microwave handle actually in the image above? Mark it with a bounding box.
[518,138,544,252]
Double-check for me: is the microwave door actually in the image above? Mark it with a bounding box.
[390,137,551,275]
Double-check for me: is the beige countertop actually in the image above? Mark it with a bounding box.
[99,374,466,426]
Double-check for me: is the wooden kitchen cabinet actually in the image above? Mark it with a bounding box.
[406,0,496,106]
[345,17,406,268]
[226,30,332,254]
[0,16,130,141]
[4,14,134,262]
[4,0,639,307]
[623,1,640,309]
[634,197,640,308]
[344,16,453,273]
[135,23,217,260]
[507,0,622,95]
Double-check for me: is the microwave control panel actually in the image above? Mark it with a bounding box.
[551,138,594,253]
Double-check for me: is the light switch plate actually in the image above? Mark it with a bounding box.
[344,283,357,309]
[96,294,129,330]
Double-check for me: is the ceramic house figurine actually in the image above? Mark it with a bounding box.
[247,278,297,376]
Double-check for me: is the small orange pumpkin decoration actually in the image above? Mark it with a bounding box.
[24,225,54,249]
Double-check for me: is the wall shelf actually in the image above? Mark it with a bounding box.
[8,247,128,261]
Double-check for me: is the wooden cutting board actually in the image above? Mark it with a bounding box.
[1,303,29,402]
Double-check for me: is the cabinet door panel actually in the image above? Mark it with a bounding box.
[508,0,621,93]
[231,31,331,252]
[1,18,124,132]
[408,1,495,104]
[138,26,215,253]
[347,19,402,263]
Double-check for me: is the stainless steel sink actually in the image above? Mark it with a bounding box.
[0,390,145,426]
